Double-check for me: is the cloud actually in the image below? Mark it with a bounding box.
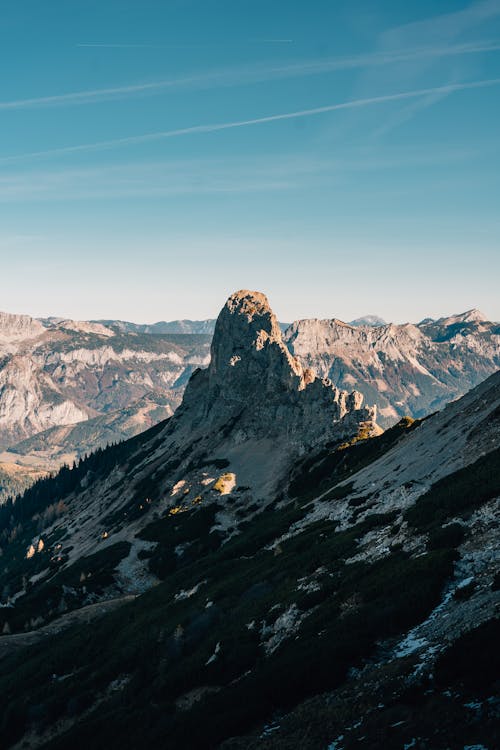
[251,39,294,43]
[0,40,499,111]
[0,146,484,203]
[77,43,166,48]
[370,87,453,138]
[2,77,499,165]
[332,0,500,144]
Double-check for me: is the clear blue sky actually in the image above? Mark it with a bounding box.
[1,0,499,323]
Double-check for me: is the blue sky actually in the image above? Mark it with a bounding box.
[1,0,499,323]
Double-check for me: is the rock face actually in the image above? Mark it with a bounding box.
[177,290,377,452]
[285,310,500,427]
[0,311,44,343]
[0,311,211,470]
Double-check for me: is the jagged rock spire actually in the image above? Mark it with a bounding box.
[209,290,304,394]
[178,290,379,449]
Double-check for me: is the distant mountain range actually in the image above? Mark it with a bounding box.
[92,318,292,334]
[349,314,387,327]
[0,290,498,750]
[285,308,499,426]
[0,305,498,501]
[92,318,217,335]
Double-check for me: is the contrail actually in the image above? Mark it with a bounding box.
[1,78,499,165]
[77,43,165,48]
[0,41,499,110]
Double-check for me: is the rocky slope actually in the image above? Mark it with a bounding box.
[0,312,211,467]
[285,308,500,426]
[0,288,377,608]
[0,292,497,750]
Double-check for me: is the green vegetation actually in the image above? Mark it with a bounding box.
[435,618,500,692]
[138,505,221,578]
[0,495,455,750]
[405,446,500,532]
[0,406,490,749]
[289,417,420,500]
[0,542,130,633]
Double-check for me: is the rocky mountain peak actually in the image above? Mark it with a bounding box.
[208,289,304,394]
[0,311,44,342]
[349,314,387,327]
[178,291,378,462]
[427,308,489,327]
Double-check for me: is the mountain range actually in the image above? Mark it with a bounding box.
[0,304,498,503]
[0,290,498,749]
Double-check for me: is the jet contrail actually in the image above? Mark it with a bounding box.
[1,78,499,164]
[0,41,499,110]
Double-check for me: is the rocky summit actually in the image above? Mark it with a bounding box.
[142,290,379,503]
[179,290,378,450]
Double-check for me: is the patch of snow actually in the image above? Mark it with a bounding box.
[456,575,475,589]
[327,735,344,750]
[115,537,157,595]
[205,641,221,665]
[261,604,305,655]
[395,635,428,658]
[175,580,206,601]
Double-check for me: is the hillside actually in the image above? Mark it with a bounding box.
[0,291,498,749]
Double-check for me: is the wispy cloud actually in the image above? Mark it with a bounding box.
[0,146,484,203]
[77,39,295,49]
[77,43,166,49]
[1,78,499,165]
[317,1,500,145]
[252,39,294,44]
[370,87,453,138]
[1,40,499,111]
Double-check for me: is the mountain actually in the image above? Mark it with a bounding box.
[349,314,387,327]
[95,318,292,335]
[0,310,211,464]
[1,304,498,503]
[285,310,499,427]
[93,318,217,335]
[5,393,176,469]
[0,291,498,750]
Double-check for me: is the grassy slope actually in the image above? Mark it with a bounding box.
[0,426,498,749]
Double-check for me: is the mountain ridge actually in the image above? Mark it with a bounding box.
[0,303,498,502]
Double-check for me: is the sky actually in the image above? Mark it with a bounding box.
[1,0,499,324]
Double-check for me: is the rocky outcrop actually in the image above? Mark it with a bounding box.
[177,290,378,453]
[0,311,44,343]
